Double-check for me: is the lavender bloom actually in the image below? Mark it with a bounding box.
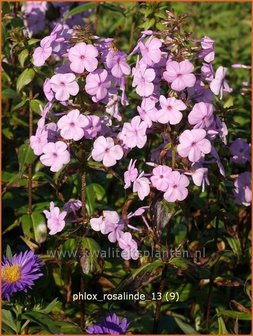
[229,138,251,164]
[234,172,251,207]
[86,314,129,334]
[2,250,43,300]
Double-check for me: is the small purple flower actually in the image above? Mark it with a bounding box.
[57,109,89,141]
[68,42,99,73]
[157,95,187,125]
[50,73,79,101]
[30,128,48,156]
[164,171,189,202]
[188,102,214,129]
[151,165,172,192]
[201,63,214,81]
[163,60,196,92]
[234,172,251,206]
[85,69,111,101]
[2,250,43,300]
[132,62,155,97]
[106,50,131,78]
[33,36,53,67]
[198,36,215,63]
[91,136,123,167]
[83,115,102,139]
[86,313,129,334]
[139,36,162,66]
[210,66,232,99]
[118,232,139,260]
[64,199,82,214]
[40,141,70,172]
[133,171,150,200]
[230,138,251,164]
[137,97,158,127]
[124,159,138,189]
[177,129,211,163]
[43,201,67,235]
[120,116,147,149]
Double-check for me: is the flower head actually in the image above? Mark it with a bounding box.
[85,69,111,101]
[57,109,89,141]
[30,128,48,156]
[230,138,251,164]
[164,171,189,202]
[50,73,79,101]
[198,36,215,63]
[43,201,67,235]
[33,36,53,67]
[177,129,211,162]
[132,62,155,97]
[120,116,147,149]
[164,60,196,91]
[124,159,138,189]
[139,36,162,66]
[137,97,158,127]
[106,50,131,78]
[157,95,187,125]
[188,102,214,129]
[234,172,251,206]
[151,165,172,192]
[2,250,43,300]
[91,136,123,167]
[210,66,232,99]
[40,141,70,172]
[86,314,129,334]
[68,42,99,73]
[118,232,139,260]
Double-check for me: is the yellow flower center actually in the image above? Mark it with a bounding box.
[2,265,22,283]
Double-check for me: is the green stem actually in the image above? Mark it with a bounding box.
[28,88,33,215]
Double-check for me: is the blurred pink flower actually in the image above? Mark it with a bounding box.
[30,128,48,156]
[91,136,123,167]
[40,141,70,172]
[68,42,99,73]
[210,66,232,99]
[164,171,189,202]
[157,95,186,125]
[177,129,211,162]
[57,109,89,141]
[164,60,196,91]
[118,232,139,260]
[50,73,79,101]
[151,165,172,192]
[133,171,150,200]
[124,159,138,189]
[43,202,67,235]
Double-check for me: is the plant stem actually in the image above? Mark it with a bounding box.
[81,171,86,224]
[28,88,33,215]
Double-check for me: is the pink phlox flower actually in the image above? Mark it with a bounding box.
[124,159,138,189]
[40,141,70,172]
[50,73,79,101]
[210,66,232,99]
[30,128,48,156]
[132,61,155,97]
[137,98,158,127]
[33,36,54,67]
[190,164,210,192]
[157,95,186,125]
[163,60,196,91]
[85,69,111,102]
[230,138,251,164]
[91,136,123,167]
[234,172,251,206]
[120,116,147,149]
[106,50,131,78]
[43,79,54,101]
[139,36,162,66]
[177,129,212,163]
[164,171,189,202]
[83,115,102,139]
[118,232,139,260]
[68,42,99,73]
[133,171,150,200]
[43,201,67,235]
[197,36,215,63]
[188,102,214,129]
[201,63,214,81]
[57,109,89,141]
[151,165,172,192]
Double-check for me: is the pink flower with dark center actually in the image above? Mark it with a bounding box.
[177,129,211,162]
[40,141,70,172]
[50,73,79,101]
[132,62,155,97]
[188,102,214,129]
[57,109,89,141]
[164,60,196,91]
[124,159,138,189]
[106,50,131,78]
[164,171,189,202]
[30,128,48,156]
[120,116,147,149]
[133,171,150,200]
[157,95,187,125]
[230,138,251,164]
[90,211,120,235]
[85,69,111,101]
[151,165,172,192]
[68,42,99,73]
[43,202,67,235]
[139,36,162,66]
[137,97,158,127]
[91,136,123,167]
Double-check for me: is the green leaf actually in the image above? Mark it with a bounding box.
[80,237,101,275]
[86,183,106,214]
[30,99,43,113]
[21,212,47,243]
[2,309,17,334]
[216,309,229,334]
[2,88,19,100]
[11,98,28,112]
[63,3,98,20]
[16,68,35,92]
[22,311,61,334]
[18,143,37,174]
[174,317,200,334]
[218,309,251,320]
[39,298,59,314]
[5,245,12,259]
[18,49,29,67]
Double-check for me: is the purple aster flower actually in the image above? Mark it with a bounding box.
[68,42,99,73]
[132,61,155,97]
[50,73,79,101]
[188,102,214,129]
[177,129,212,163]
[163,60,196,92]
[43,201,67,235]
[230,138,251,164]
[86,313,129,334]
[234,172,251,206]
[197,36,215,63]
[157,95,187,125]
[85,69,111,102]
[2,250,43,300]
[210,66,232,99]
